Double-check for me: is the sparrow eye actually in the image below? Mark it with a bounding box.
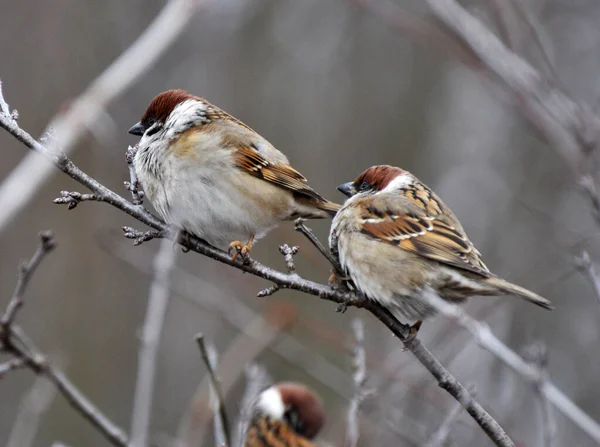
[145,121,161,137]
[359,181,370,192]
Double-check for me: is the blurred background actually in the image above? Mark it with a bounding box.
[1,0,600,445]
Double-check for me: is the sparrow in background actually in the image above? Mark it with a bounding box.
[128,89,340,259]
[330,165,553,328]
[245,382,325,447]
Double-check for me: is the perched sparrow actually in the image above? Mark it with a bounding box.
[245,382,325,447]
[128,89,340,258]
[330,165,553,326]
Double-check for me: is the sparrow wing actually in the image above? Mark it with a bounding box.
[234,145,330,203]
[358,191,491,277]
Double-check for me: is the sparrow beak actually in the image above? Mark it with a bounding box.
[128,122,145,136]
[337,182,356,198]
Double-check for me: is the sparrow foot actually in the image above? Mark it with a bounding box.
[178,231,192,253]
[401,320,423,351]
[328,271,351,288]
[229,235,255,264]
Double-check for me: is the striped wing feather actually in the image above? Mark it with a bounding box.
[359,187,490,277]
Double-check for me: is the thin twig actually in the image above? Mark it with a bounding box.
[295,218,341,271]
[53,191,101,210]
[278,244,299,275]
[523,342,556,447]
[420,289,600,444]
[345,318,374,447]
[0,233,129,447]
[575,252,600,306]
[125,145,144,205]
[1,231,56,329]
[233,364,272,447]
[195,334,231,447]
[130,237,177,447]
[0,358,26,378]
[0,0,203,235]
[5,326,130,447]
[1,89,515,447]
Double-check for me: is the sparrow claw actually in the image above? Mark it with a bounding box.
[179,231,192,253]
[401,320,423,351]
[229,238,253,264]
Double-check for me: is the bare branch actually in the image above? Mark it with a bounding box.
[575,252,600,306]
[0,358,26,378]
[0,234,130,447]
[295,218,341,271]
[0,88,515,447]
[424,385,475,447]
[130,238,177,447]
[233,364,272,447]
[278,244,299,275]
[523,342,557,447]
[196,334,231,447]
[256,285,280,298]
[125,145,144,205]
[345,318,375,447]
[122,226,165,246]
[420,289,600,444]
[53,191,102,210]
[1,231,55,329]
[4,326,130,447]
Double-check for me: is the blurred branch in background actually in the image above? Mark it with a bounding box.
[5,375,57,447]
[0,86,515,447]
[575,251,600,306]
[522,341,557,447]
[424,385,475,447]
[195,335,231,447]
[176,303,296,447]
[130,238,177,447]
[232,364,272,447]
[0,232,130,447]
[422,0,600,216]
[420,289,600,444]
[344,318,374,447]
[0,0,203,235]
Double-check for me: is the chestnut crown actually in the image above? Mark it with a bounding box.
[128,89,199,136]
[337,165,406,197]
[255,382,325,439]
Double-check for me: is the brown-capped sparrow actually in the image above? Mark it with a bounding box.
[128,89,340,259]
[330,165,553,327]
[245,382,325,447]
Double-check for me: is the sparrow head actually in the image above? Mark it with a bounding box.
[128,89,206,142]
[337,165,412,198]
[254,382,325,439]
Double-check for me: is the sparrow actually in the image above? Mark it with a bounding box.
[329,165,553,328]
[128,89,340,259]
[245,382,325,447]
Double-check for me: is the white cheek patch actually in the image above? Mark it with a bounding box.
[166,99,207,133]
[256,387,285,420]
[382,172,413,192]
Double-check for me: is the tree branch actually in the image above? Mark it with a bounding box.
[196,334,231,447]
[0,85,514,447]
[0,234,130,447]
[420,289,600,444]
[130,238,177,447]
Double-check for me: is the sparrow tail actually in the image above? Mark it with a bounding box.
[483,276,554,310]
[317,200,341,217]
